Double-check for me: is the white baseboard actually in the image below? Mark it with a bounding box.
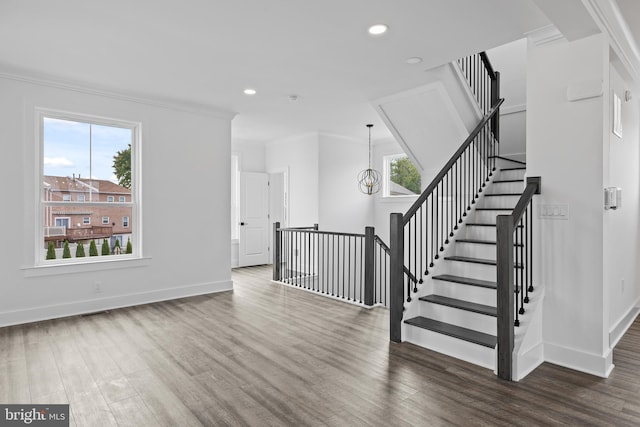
[609,304,640,348]
[544,342,614,378]
[0,279,233,327]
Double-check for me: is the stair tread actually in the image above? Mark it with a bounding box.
[475,208,513,211]
[456,238,524,247]
[404,316,497,348]
[455,238,496,245]
[432,274,497,289]
[500,167,526,171]
[485,193,523,196]
[419,295,497,317]
[445,255,524,268]
[465,222,523,228]
[492,179,524,183]
[445,255,496,265]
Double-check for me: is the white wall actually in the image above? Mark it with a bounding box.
[265,133,319,227]
[232,139,265,172]
[605,61,640,334]
[527,34,611,376]
[0,75,233,326]
[318,134,373,233]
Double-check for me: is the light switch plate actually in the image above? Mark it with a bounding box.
[539,204,569,220]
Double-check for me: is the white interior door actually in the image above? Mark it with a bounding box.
[239,172,269,267]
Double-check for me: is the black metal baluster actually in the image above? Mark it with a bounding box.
[430,193,435,265]
[524,208,530,304]
[514,226,520,327]
[529,202,534,293]
[341,235,345,298]
[419,206,423,282]
[445,173,450,244]
[519,217,525,315]
[413,217,418,292]
[408,219,413,301]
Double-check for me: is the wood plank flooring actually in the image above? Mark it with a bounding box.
[2,265,640,426]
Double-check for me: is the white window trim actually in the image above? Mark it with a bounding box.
[62,194,71,202]
[35,108,143,267]
[382,153,421,198]
[119,196,126,202]
[107,196,115,202]
[77,194,86,202]
[102,216,110,225]
[83,217,91,225]
[123,216,129,227]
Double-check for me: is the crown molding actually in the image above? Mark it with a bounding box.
[0,66,237,121]
[582,0,640,82]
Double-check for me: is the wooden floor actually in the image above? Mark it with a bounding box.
[2,266,640,426]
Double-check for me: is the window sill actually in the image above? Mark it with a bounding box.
[22,256,152,277]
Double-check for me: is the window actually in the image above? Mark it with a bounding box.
[123,216,129,227]
[383,154,421,197]
[55,218,70,228]
[39,110,139,263]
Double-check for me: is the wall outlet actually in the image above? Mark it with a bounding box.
[94,281,102,293]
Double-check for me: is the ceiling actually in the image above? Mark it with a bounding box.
[0,1,553,142]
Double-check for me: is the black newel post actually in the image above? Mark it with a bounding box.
[390,213,404,343]
[273,222,281,281]
[496,214,514,380]
[364,226,375,306]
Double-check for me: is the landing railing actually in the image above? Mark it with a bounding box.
[273,223,412,307]
[496,177,540,380]
[390,51,502,342]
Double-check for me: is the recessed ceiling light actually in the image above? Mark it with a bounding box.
[243,88,257,95]
[368,24,388,36]
[406,57,423,65]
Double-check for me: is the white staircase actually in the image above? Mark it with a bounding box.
[403,160,531,371]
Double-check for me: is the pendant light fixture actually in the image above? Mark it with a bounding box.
[358,124,381,195]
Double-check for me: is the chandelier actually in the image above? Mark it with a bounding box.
[358,124,381,195]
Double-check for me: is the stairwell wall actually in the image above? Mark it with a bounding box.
[527,33,611,376]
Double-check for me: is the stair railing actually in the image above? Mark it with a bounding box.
[390,51,502,343]
[273,223,415,308]
[496,177,540,380]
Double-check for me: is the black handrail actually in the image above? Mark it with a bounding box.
[403,99,504,225]
[479,52,496,79]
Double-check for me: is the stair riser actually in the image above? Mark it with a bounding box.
[455,242,496,260]
[497,169,526,181]
[471,210,509,223]
[488,181,525,194]
[419,303,496,335]
[444,260,496,282]
[404,325,495,369]
[432,280,496,306]
[461,226,498,241]
[477,196,520,209]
